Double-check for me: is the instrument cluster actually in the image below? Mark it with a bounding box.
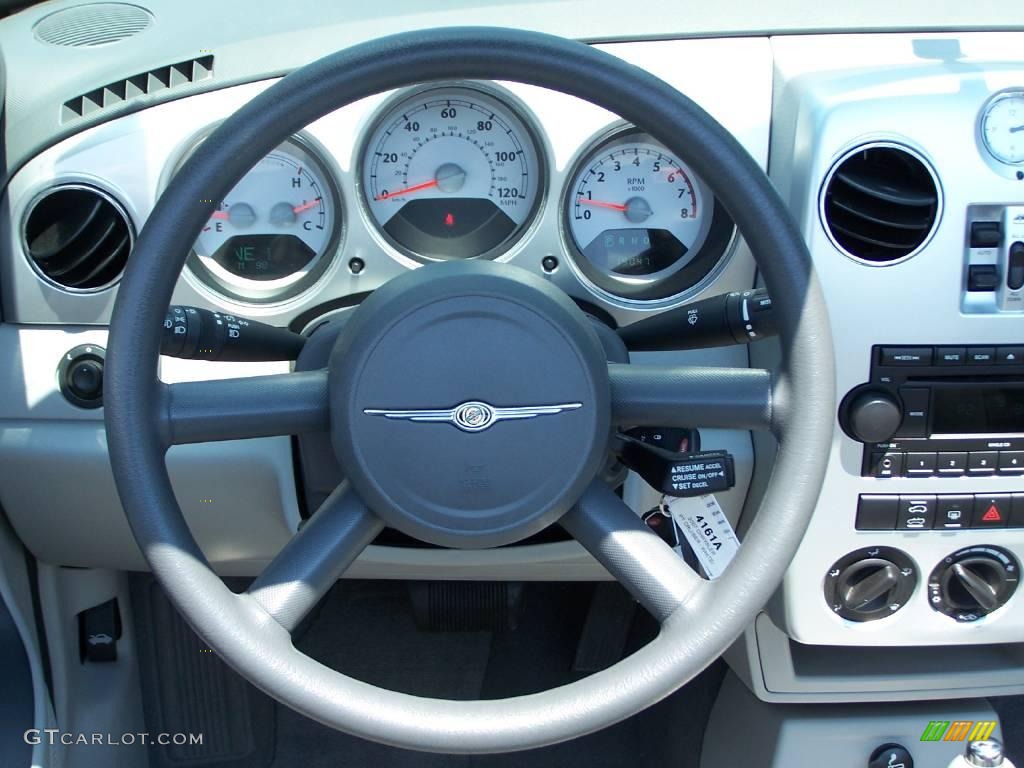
[178,82,736,308]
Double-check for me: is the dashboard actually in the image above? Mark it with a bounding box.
[2,0,1024,709]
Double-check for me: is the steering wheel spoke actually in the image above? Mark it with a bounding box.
[246,484,383,633]
[608,363,779,433]
[562,481,704,623]
[159,369,329,446]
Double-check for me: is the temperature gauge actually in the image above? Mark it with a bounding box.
[187,136,340,303]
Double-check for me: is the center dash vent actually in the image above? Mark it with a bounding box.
[62,55,214,122]
[821,143,940,264]
[23,185,133,291]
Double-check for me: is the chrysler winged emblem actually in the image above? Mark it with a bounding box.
[364,400,582,433]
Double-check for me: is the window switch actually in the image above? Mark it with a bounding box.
[967,264,999,291]
[970,221,1002,248]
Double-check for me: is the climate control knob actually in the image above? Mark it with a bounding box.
[824,546,918,622]
[928,546,1020,622]
[845,389,903,443]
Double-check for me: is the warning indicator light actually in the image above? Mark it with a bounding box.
[982,505,1003,522]
[444,212,455,228]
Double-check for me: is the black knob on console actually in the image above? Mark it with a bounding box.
[928,546,1020,622]
[846,389,903,443]
[824,547,917,622]
[58,344,105,409]
[69,359,104,400]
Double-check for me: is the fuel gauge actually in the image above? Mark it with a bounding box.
[187,136,341,303]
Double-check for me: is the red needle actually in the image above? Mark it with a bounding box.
[210,210,229,220]
[375,179,439,201]
[293,199,321,214]
[577,197,628,212]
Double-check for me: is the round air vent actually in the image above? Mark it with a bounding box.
[34,3,153,48]
[23,185,133,291]
[821,142,941,264]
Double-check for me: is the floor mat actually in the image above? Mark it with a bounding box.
[273,581,493,768]
[133,577,723,768]
[131,577,276,768]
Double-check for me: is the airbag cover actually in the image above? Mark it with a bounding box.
[329,261,610,548]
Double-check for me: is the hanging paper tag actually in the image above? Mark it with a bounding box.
[665,494,740,579]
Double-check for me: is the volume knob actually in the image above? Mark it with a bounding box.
[846,389,903,443]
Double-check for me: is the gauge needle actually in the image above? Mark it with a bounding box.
[375,179,439,201]
[292,199,321,214]
[1010,124,1024,134]
[577,197,628,212]
[210,210,229,220]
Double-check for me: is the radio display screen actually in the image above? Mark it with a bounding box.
[932,386,1024,434]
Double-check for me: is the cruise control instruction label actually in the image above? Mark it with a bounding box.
[666,453,733,496]
[666,494,740,579]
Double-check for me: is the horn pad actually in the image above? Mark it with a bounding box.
[329,261,611,548]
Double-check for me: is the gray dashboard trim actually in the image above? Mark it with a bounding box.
[0,0,1022,191]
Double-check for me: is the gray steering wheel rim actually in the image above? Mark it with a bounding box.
[104,27,834,754]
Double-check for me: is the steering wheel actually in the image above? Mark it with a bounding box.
[104,27,833,754]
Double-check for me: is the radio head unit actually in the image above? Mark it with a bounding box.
[842,345,1024,478]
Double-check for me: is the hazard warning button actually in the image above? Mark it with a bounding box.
[972,495,1011,528]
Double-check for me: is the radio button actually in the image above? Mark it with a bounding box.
[896,387,929,438]
[868,451,903,478]
[972,494,1011,528]
[935,347,966,365]
[996,346,1024,365]
[880,347,932,366]
[1010,494,1024,529]
[936,495,972,529]
[998,451,1024,474]
[904,452,936,476]
[968,451,999,474]
[897,495,936,530]
[967,347,996,365]
[856,495,898,530]
[937,452,967,474]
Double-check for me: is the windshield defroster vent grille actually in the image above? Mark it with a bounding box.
[23,185,134,291]
[821,143,940,265]
[61,55,214,123]
[34,3,153,48]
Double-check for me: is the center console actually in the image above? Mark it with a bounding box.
[760,34,1024,670]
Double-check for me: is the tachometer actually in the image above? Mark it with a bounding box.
[361,85,544,261]
[565,130,733,302]
[188,136,340,303]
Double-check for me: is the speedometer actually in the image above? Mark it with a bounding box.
[361,85,544,261]
[564,130,734,302]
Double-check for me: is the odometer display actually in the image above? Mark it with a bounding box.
[362,86,543,261]
[565,131,733,302]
